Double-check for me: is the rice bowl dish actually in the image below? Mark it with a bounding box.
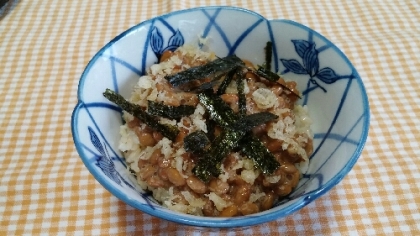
[108,44,313,216]
[72,6,369,227]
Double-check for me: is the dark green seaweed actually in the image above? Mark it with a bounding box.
[184,72,227,92]
[232,112,278,131]
[264,41,273,70]
[193,129,246,182]
[256,67,281,82]
[193,112,279,181]
[240,135,280,174]
[216,67,238,95]
[199,93,278,132]
[256,67,301,98]
[165,55,245,87]
[192,158,220,182]
[206,118,216,142]
[183,130,210,155]
[236,71,247,117]
[103,89,179,141]
[197,92,238,128]
[187,81,216,92]
[193,92,281,181]
[147,101,195,120]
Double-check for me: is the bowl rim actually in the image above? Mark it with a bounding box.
[71,5,370,228]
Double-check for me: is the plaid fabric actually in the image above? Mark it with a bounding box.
[1,0,419,235]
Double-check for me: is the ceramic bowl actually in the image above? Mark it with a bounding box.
[71,6,369,227]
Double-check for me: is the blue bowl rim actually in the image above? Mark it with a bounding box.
[71,5,370,228]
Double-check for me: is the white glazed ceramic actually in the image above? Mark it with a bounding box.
[72,6,369,227]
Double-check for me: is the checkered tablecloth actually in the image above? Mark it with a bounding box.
[1,0,419,235]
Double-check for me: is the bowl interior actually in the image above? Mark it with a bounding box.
[72,6,369,227]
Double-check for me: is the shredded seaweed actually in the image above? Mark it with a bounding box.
[183,130,210,155]
[197,92,238,128]
[255,67,301,98]
[147,101,195,120]
[108,43,297,182]
[193,129,246,182]
[264,41,273,70]
[163,42,300,100]
[193,112,278,181]
[103,89,179,141]
[192,92,280,182]
[198,93,278,132]
[192,161,219,183]
[216,67,238,95]
[232,112,278,131]
[187,81,216,92]
[240,135,280,174]
[255,67,280,82]
[206,118,216,142]
[184,72,226,92]
[165,55,244,87]
[236,71,247,117]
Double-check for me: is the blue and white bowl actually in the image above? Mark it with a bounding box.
[71,6,369,227]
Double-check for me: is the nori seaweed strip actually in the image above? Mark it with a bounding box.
[193,129,246,182]
[184,130,210,155]
[185,79,219,92]
[240,135,280,174]
[103,89,179,141]
[190,81,214,92]
[255,67,302,98]
[255,67,280,82]
[236,71,247,117]
[197,92,238,128]
[216,67,238,95]
[194,111,278,181]
[147,101,195,120]
[192,158,219,182]
[183,72,226,92]
[206,118,216,142]
[193,93,280,181]
[165,55,244,87]
[199,92,278,132]
[194,114,280,181]
[264,41,273,70]
[193,157,216,181]
[232,112,278,131]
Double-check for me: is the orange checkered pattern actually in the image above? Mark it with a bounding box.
[1,0,419,235]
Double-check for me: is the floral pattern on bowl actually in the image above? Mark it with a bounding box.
[72,6,369,227]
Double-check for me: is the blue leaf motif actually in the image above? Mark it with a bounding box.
[98,159,121,185]
[98,145,121,185]
[316,67,339,84]
[280,59,307,74]
[89,127,105,157]
[292,40,311,58]
[150,27,163,55]
[168,30,184,49]
[88,127,121,185]
[98,161,121,185]
[303,43,319,76]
